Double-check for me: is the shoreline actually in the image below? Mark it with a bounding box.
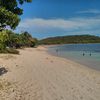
[0,46,100,100]
[44,46,100,72]
[45,44,100,71]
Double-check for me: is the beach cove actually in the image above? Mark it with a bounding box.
[0,46,100,100]
[47,43,100,70]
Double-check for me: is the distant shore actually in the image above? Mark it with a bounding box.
[0,46,100,100]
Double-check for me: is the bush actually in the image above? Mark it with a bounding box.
[0,43,6,51]
[6,48,19,54]
[0,30,38,54]
[0,48,19,54]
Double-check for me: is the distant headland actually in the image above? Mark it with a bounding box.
[39,35,100,45]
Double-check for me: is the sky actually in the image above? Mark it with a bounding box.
[15,0,100,39]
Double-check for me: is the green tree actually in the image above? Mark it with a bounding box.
[0,30,9,50]
[4,30,19,48]
[20,31,37,47]
[0,30,37,53]
[0,0,32,30]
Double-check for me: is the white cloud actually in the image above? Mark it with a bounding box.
[18,17,100,30]
[18,18,86,29]
[77,9,100,14]
[15,17,100,38]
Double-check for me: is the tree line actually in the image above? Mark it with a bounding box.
[0,30,38,54]
[39,35,100,45]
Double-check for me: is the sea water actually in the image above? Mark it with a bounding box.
[48,44,100,70]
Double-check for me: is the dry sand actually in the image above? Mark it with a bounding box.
[0,46,100,100]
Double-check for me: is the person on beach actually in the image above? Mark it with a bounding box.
[83,53,85,56]
[56,49,59,56]
[90,53,91,56]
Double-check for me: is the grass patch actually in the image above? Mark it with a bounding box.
[6,48,19,54]
[0,48,19,54]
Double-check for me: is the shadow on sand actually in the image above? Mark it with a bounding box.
[0,67,8,76]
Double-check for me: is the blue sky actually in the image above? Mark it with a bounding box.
[15,0,100,39]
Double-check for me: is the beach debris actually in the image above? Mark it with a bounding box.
[0,67,8,76]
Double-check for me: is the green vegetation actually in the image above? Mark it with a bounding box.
[0,48,19,54]
[0,0,32,30]
[0,0,36,54]
[39,35,100,45]
[0,30,37,54]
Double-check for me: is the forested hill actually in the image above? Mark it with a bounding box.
[39,35,100,45]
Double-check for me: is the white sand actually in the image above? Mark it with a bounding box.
[0,46,100,100]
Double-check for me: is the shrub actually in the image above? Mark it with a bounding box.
[0,48,19,54]
[6,48,19,54]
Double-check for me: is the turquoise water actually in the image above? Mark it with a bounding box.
[48,44,100,70]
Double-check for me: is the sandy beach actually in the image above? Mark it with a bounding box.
[0,46,100,100]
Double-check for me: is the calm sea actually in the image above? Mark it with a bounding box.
[48,43,100,70]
